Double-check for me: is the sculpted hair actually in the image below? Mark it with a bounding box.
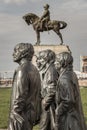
[58,52,73,67]
[16,43,34,61]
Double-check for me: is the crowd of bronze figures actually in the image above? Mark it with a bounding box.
[8,43,87,130]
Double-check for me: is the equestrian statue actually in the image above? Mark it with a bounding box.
[23,4,67,45]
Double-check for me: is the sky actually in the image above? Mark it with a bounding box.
[0,0,87,74]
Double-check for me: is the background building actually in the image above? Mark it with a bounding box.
[0,71,13,87]
[80,56,87,73]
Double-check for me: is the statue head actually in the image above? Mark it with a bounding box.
[55,52,73,71]
[36,49,55,70]
[13,43,34,63]
[43,4,50,10]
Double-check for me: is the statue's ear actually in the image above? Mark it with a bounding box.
[20,51,28,59]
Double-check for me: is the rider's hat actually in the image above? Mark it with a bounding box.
[44,4,49,9]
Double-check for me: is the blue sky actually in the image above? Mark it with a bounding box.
[0,0,87,73]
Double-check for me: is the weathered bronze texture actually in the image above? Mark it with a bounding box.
[55,52,87,130]
[8,43,41,130]
[36,49,59,130]
[23,4,67,45]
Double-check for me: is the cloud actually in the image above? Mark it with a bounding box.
[29,0,42,2]
[2,0,26,4]
[1,0,42,4]
[0,13,22,34]
[61,0,87,11]
[0,12,36,44]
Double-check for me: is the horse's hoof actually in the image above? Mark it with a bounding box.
[35,42,39,46]
[60,43,63,45]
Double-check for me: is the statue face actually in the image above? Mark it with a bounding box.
[55,55,62,71]
[36,57,42,69]
[36,50,55,70]
[13,45,22,62]
[36,55,47,70]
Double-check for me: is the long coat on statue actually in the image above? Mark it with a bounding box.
[55,67,87,130]
[8,60,41,130]
[39,63,58,130]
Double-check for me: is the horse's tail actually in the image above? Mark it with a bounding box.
[59,21,67,29]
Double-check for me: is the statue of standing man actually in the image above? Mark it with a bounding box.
[36,49,59,130]
[8,43,41,130]
[55,52,87,130]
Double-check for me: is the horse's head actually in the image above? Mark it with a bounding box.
[23,13,39,25]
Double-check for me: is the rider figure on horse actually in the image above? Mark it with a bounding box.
[39,4,50,30]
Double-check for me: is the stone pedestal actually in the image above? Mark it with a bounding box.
[33,44,71,66]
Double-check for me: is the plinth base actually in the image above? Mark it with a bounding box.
[34,44,71,54]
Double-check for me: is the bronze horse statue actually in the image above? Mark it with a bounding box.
[23,13,67,45]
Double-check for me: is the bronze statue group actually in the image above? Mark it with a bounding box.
[8,43,87,130]
[8,4,86,130]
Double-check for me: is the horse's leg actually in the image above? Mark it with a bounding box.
[36,31,40,45]
[58,31,63,45]
[53,29,63,45]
